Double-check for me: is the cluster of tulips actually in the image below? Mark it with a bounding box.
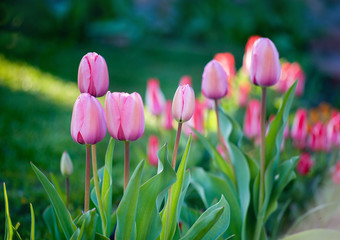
[4,35,340,240]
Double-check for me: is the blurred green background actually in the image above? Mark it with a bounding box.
[1,0,340,238]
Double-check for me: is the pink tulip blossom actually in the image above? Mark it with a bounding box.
[179,75,192,86]
[296,152,314,175]
[146,78,166,116]
[238,82,251,107]
[71,93,107,144]
[172,84,195,123]
[291,109,308,149]
[308,122,329,152]
[214,52,236,81]
[327,113,340,148]
[148,135,159,167]
[105,91,145,141]
[244,100,261,139]
[243,35,261,75]
[184,99,205,137]
[78,52,109,97]
[162,100,173,130]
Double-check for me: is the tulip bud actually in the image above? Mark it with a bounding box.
[162,100,173,130]
[71,93,107,145]
[105,91,145,141]
[296,152,314,175]
[308,122,329,152]
[145,78,166,116]
[243,35,261,75]
[147,135,159,166]
[60,151,73,177]
[201,60,228,100]
[184,99,205,137]
[333,162,340,184]
[179,75,192,86]
[250,38,281,87]
[291,109,308,149]
[172,84,195,123]
[78,52,109,97]
[244,100,261,139]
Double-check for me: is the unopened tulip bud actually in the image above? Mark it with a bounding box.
[60,151,73,177]
[78,52,109,97]
[145,78,166,116]
[244,100,261,139]
[250,38,281,87]
[71,93,107,145]
[296,153,314,175]
[201,60,228,100]
[105,91,145,141]
[291,109,308,149]
[147,135,159,166]
[172,84,195,123]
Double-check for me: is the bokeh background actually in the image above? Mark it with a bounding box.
[1,0,340,237]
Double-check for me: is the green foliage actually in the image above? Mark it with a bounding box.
[281,229,340,240]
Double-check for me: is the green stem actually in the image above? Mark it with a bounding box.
[84,145,91,212]
[124,141,130,192]
[66,177,69,209]
[91,144,106,233]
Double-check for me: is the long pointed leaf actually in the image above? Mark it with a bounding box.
[3,182,13,240]
[30,203,35,240]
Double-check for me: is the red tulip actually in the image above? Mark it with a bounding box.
[291,109,308,149]
[184,99,205,137]
[244,100,261,139]
[214,52,236,81]
[147,135,159,167]
[327,113,340,148]
[288,62,305,96]
[276,62,291,93]
[105,91,145,141]
[162,100,173,130]
[172,84,195,123]
[78,52,109,97]
[243,35,261,75]
[146,78,166,116]
[296,152,314,175]
[71,93,107,144]
[308,122,329,152]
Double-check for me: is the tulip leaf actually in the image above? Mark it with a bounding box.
[95,233,110,240]
[281,229,340,240]
[30,203,35,240]
[191,168,242,239]
[3,182,14,240]
[76,208,98,240]
[135,144,177,240]
[180,196,230,240]
[115,160,144,240]
[161,135,192,240]
[31,163,77,239]
[43,205,65,240]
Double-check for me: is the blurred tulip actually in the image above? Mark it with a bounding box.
[276,62,290,93]
[201,60,228,100]
[243,35,261,75]
[202,96,215,110]
[214,52,236,81]
[291,109,308,149]
[327,113,340,148]
[308,122,329,152]
[250,38,281,87]
[105,91,145,141]
[296,152,314,175]
[145,78,166,116]
[78,52,109,97]
[244,100,261,139]
[184,99,205,137]
[333,162,340,184]
[238,82,251,107]
[71,93,107,145]
[147,135,159,166]
[162,100,173,130]
[172,84,195,123]
[179,75,192,86]
[60,151,73,177]
[288,62,305,96]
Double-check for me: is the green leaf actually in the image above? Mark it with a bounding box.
[161,135,192,240]
[30,203,35,240]
[3,182,14,240]
[50,173,66,204]
[94,233,110,240]
[191,168,242,239]
[116,160,145,240]
[31,163,77,239]
[135,144,177,240]
[76,208,98,240]
[180,196,230,240]
[43,206,65,240]
[281,229,340,240]
[218,110,243,147]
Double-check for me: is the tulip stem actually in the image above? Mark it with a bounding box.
[84,145,91,212]
[66,177,70,209]
[172,122,183,169]
[124,141,130,192]
[214,100,232,166]
[91,144,106,233]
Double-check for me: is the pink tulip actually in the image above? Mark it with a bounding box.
[147,135,159,167]
[288,62,305,96]
[238,82,251,107]
[201,60,228,100]
[105,91,145,141]
[162,100,173,130]
[71,93,107,144]
[172,84,195,123]
[244,100,261,139]
[291,109,308,149]
[308,122,329,152]
[78,52,109,97]
[184,99,205,137]
[250,38,281,87]
[296,152,314,175]
[327,113,340,148]
[333,162,340,184]
[214,52,236,81]
[145,78,166,116]
[243,35,261,75]
[276,62,290,93]
[179,75,192,86]
[202,96,215,110]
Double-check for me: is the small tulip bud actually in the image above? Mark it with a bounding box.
[172,84,195,123]
[60,151,73,177]
[291,109,308,149]
[147,135,159,167]
[145,78,166,116]
[296,153,314,175]
[243,100,261,139]
[201,60,228,100]
[250,38,281,87]
[78,52,109,97]
[71,93,107,145]
[105,91,145,141]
